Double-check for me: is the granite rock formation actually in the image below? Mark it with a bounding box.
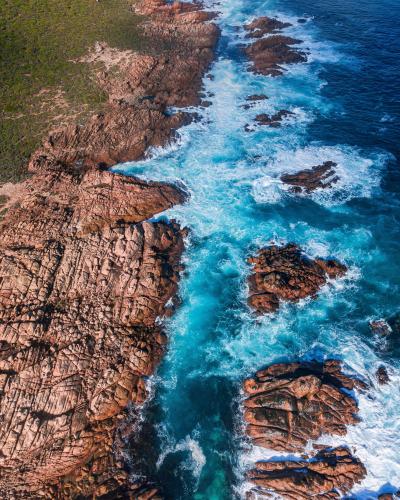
[0,0,219,497]
[0,163,185,498]
[247,243,347,314]
[246,446,366,499]
[243,17,307,76]
[281,161,339,193]
[29,0,220,172]
[243,360,364,452]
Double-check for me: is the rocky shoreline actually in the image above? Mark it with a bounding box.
[0,1,219,498]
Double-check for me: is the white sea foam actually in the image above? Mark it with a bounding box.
[252,144,386,206]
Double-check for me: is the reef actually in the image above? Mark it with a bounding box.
[247,243,347,314]
[0,0,219,497]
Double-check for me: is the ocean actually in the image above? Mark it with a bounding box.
[113,0,400,497]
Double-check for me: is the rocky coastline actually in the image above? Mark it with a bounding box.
[0,1,219,498]
[0,3,394,498]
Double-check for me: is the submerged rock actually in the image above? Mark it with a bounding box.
[376,365,390,384]
[281,161,339,193]
[247,243,347,314]
[243,359,364,452]
[247,446,366,499]
[246,94,269,101]
[370,319,393,336]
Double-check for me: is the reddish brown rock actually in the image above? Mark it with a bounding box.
[247,446,366,499]
[244,17,292,39]
[247,243,347,314]
[0,0,219,497]
[244,17,307,77]
[29,0,220,172]
[243,360,364,452]
[281,161,339,193]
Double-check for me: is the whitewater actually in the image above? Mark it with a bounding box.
[113,0,400,498]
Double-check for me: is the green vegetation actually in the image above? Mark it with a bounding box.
[0,0,144,183]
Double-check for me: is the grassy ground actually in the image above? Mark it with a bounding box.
[0,0,144,184]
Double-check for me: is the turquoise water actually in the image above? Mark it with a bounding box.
[114,0,400,497]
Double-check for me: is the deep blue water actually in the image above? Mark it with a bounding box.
[114,0,400,498]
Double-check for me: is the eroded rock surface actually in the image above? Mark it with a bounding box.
[247,446,366,499]
[29,0,219,172]
[244,17,307,76]
[281,161,339,193]
[0,163,185,498]
[247,243,347,314]
[0,0,219,497]
[243,360,364,452]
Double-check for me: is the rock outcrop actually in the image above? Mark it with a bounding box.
[243,17,306,77]
[281,161,339,193]
[247,243,347,314]
[29,0,219,172]
[247,446,366,500]
[243,361,367,498]
[0,163,186,498]
[0,0,219,497]
[243,360,364,452]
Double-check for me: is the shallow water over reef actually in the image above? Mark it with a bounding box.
[114,0,400,497]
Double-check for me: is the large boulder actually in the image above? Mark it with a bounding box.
[243,360,364,452]
[247,243,347,314]
[247,446,366,499]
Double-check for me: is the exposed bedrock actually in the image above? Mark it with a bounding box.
[29,0,220,172]
[247,243,347,314]
[0,164,185,498]
[246,446,366,500]
[243,360,365,452]
[243,16,307,77]
[281,161,339,193]
[242,360,367,498]
[0,0,220,497]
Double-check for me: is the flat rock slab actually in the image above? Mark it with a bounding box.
[243,359,365,452]
[281,161,339,193]
[247,446,366,499]
[247,243,347,314]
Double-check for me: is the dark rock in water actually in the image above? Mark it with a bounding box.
[243,359,365,452]
[281,161,339,193]
[255,109,294,127]
[388,312,400,334]
[376,365,390,384]
[245,34,307,77]
[298,18,307,23]
[247,243,347,313]
[246,94,269,101]
[246,446,366,499]
[370,319,393,336]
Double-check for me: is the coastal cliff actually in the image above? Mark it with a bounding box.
[0,1,219,497]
